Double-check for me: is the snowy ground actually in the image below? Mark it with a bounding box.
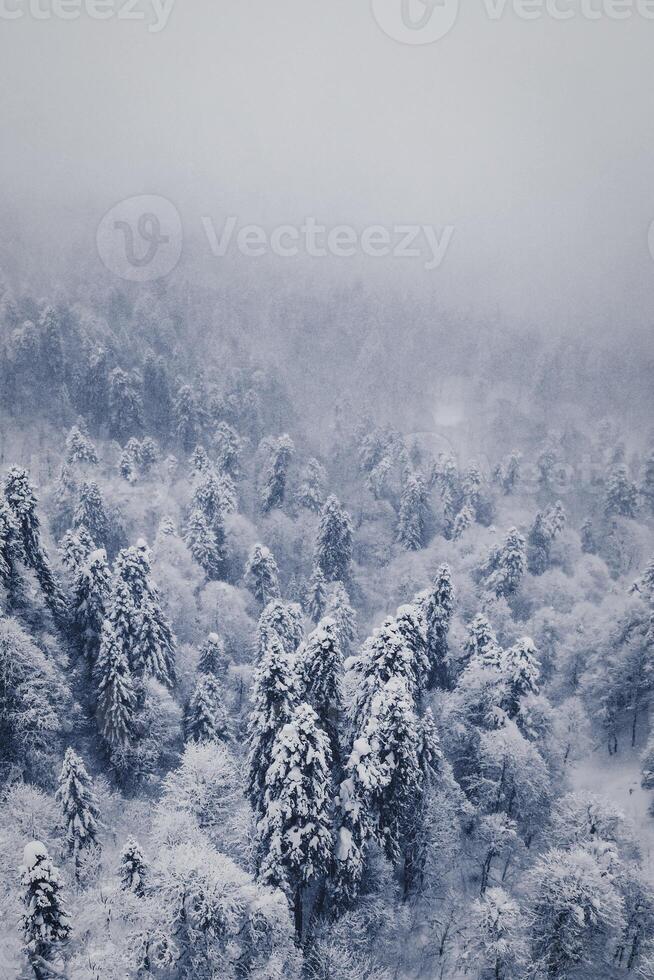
[571,745,654,883]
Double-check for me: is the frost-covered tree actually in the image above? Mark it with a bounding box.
[135,593,176,687]
[70,547,111,663]
[296,456,327,513]
[494,450,521,495]
[458,887,526,979]
[96,622,137,749]
[119,837,147,897]
[315,495,353,582]
[214,420,241,476]
[486,526,526,598]
[502,637,540,718]
[462,463,483,516]
[306,564,328,622]
[394,602,430,699]
[257,598,304,656]
[422,563,455,690]
[58,525,94,575]
[185,509,225,580]
[605,464,639,518]
[56,747,100,871]
[190,443,210,473]
[198,632,229,677]
[324,581,357,654]
[108,367,143,441]
[641,450,654,516]
[74,480,110,551]
[580,516,596,554]
[258,702,333,938]
[261,434,295,513]
[297,617,343,763]
[452,503,475,540]
[20,841,70,975]
[0,500,25,609]
[244,543,280,605]
[464,614,501,670]
[350,618,418,729]
[397,472,429,550]
[526,512,552,576]
[247,630,301,815]
[65,424,98,467]
[185,673,229,743]
[174,384,203,452]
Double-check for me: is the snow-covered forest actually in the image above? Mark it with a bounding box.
[0,268,653,979]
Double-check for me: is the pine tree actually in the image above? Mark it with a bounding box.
[119,837,147,897]
[71,549,111,664]
[261,434,295,513]
[191,444,210,473]
[394,603,430,698]
[214,421,241,477]
[606,465,639,518]
[397,472,429,550]
[247,631,301,815]
[323,581,357,655]
[527,512,552,576]
[487,527,527,598]
[295,457,327,513]
[175,385,203,453]
[422,564,455,690]
[0,500,25,610]
[502,637,540,718]
[315,495,353,582]
[118,448,137,483]
[462,463,483,516]
[198,632,229,676]
[244,543,281,605]
[74,481,110,550]
[59,525,95,575]
[350,618,419,729]
[185,674,229,743]
[185,509,225,579]
[464,614,501,669]
[193,467,237,523]
[452,504,475,540]
[56,748,100,872]
[135,593,176,687]
[257,599,304,657]
[258,703,333,939]
[108,367,143,441]
[96,622,137,749]
[306,564,328,622]
[580,517,596,554]
[297,617,343,764]
[20,841,70,972]
[65,425,98,467]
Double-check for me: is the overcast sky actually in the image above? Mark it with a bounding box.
[1,0,653,329]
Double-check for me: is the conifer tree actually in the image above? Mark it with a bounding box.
[185,509,225,580]
[257,598,304,656]
[185,674,229,743]
[191,444,210,473]
[198,632,229,676]
[295,457,327,513]
[315,495,353,582]
[462,463,483,516]
[397,472,429,550]
[71,548,111,664]
[175,385,203,453]
[605,464,639,518]
[394,603,430,697]
[422,564,455,690]
[580,517,596,554]
[247,631,301,815]
[108,367,143,441]
[74,481,110,551]
[261,434,295,513]
[20,841,70,973]
[487,527,527,598]
[452,504,475,540]
[119,837,147,897]
[502,637,540,718]
[0,500,25,610]
[65,425,98,467]
[96,622,137,749]
[56,747,100,872]
[258,702,333,939]
[527,512,552,576]
[214,421,241,476]
[350,618,418,730]
[464,614,501,669]
[324,580,357,654]
[297,617,343,764]
[306,564,328,622]
[244,543,281,605]
[139,437,160,474]
[59,525,95,575]
[135,593,176,687]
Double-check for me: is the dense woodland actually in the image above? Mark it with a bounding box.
[1,268,654,979]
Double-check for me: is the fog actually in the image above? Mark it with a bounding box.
[1,0,653,331]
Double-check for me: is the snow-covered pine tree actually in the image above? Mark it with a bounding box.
[397,472,429,550]
[295,457,327,513]
[193,467,237,522]
[487,526,527,598]
[305,564,328,623]
[462,463,483,516]
[118,448,137,483]
[135,593,176,687]
[0,499,25,610]
[214,421,241,477]
[261,434,295,513]
[394,602,430,699]
[297,617,343,764]
[350,618,418,730]
[185,509,225,579]
[20,841,71,973]
[315,495,353,582]
[198,632,229,676]
[247,630,301,815]
[190,443,210,473]
[58,525,95,575]
[502,637,540,718]
[422,563,455,690]
[257,598,304,657]
[527,512,552,576]
[605,464,639,518]
[139,437,160,474]
[244,543,281,605]
[185,673,229,743]
[65,424,98,466]
[70,548,111,664]
[175,384,203,452]
[73,480,110,551]
[452,504,475,540]
[324,581,357,654]
[96,622,137,749]
[464,614,502,669]
[258,702,333,939]
[119,837,147,896]
[56,747,100,872]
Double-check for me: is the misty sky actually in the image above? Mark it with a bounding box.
[1,0,654,329]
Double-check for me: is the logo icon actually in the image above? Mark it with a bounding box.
[96,195,182,282]
[371,0,460,44]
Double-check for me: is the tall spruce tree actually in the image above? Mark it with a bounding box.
[198,632,229,676]
[315,495,353,582]
[397,472,429,550]
[244,543,281,605]
[96,622,137,749]
[185,674,229,743]
[20,842,71,974]
[56,748,100,873]
[306,564,328,623]
[261,434,295,513]
[422,563,455,690]
[119,837,147,896]
[71,548,111,664]
[297,617,343,765]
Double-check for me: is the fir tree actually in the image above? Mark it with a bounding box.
[247,631,301,815]
[96,623,137,749]
[462,463,483,516]
[487,526,527,598]
[502,637,540,718]
[135,593,176,687]
[175,384,203,453]
[191,443,210,473]
[527,512,552,576]
[119,837,147,897]
[394,602,430,698]
[0,500,25,610]
[139,436,160,474]
[452,504,475,540]
[214,421,241,477]
[257,598,304,656]
[108,367,143,441]
[185,674,229,743]
[56,747,100,872]
[580,517,596,554]
[71,548,111,664]
[74,481,110,551]
[261,434,295,513]
[258,702,333,939]
[297,617,343,764]
[605,464,639,518]
[324,580,357,654]
[58,525,95,575]
[20,841,71,973]
[422,564,455,690]
[65,425,98,466]
[198,632,229,676]
[185,509,225,580]
[350,618,419,729]
[397,472,429,550]
[295,457,327,513]
[315,495,353,582]
[464,614,501,669]
[305,564,328,622]
[244,543,281,605]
